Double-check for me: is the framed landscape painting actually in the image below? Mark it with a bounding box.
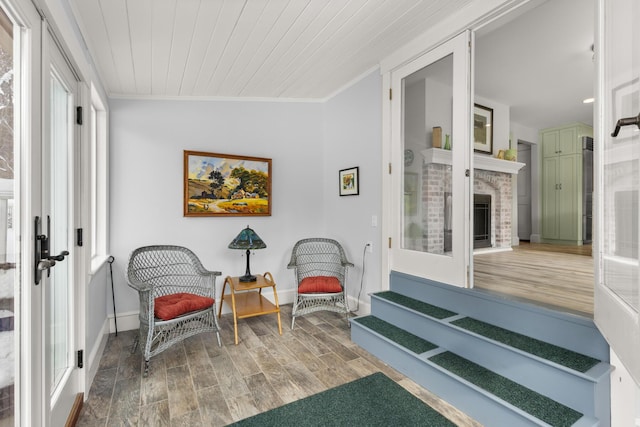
[184,150,272,217]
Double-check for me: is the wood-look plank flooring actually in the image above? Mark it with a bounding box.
[76,305,481,427]
[474,242,594,317]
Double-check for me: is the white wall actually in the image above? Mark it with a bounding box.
[109,99,325,317]
[323,71,383,314]
[108,72,383,323]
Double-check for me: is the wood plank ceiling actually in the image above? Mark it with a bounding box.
[69,0,474,99]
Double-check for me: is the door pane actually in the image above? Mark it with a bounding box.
[402,54,453,257]
[0,7,14,425]
[49,72,70,394]
[601,0,640,313]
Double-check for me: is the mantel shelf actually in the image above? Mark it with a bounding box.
[421,148,525,175]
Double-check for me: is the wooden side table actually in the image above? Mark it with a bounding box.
[218,272,282,345]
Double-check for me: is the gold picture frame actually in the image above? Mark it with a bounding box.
[184,150,272,217]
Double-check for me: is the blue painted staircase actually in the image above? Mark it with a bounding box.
[351,271,611,427]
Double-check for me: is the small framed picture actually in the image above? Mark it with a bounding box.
[339,167,359,196]
[473,104,493,154]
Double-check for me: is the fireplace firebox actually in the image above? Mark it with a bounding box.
[474,194,491,249]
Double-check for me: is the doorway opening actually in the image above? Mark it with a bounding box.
[472,0,595,317]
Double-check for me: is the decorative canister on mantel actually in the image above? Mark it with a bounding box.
[504,148,517,161]
[504,134,517,161]
[432,126,442,148]
[444,134,451,150]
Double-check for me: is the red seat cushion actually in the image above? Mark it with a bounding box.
[154,293,214,321]
[298,276,342,294]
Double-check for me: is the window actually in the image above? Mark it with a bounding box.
[90,84,108,269]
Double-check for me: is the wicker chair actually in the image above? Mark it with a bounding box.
[288,238,354,329]
[126,245,222,376]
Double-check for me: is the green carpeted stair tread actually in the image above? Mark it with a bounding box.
[352,315,438,354]
[451,317,600,373]
[430,351,582,427]
[232,372,456,427]
[374,291,457,319]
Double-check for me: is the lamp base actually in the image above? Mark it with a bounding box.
[239,274,257,282]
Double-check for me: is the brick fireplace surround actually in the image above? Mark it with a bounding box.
[421,148,524,254]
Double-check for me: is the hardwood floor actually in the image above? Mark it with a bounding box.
[76,305,481,427]
[473,242,594,317]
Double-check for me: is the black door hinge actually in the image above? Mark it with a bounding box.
[77,350,84,368]
[76,228,83,247]
[76,106,83,125]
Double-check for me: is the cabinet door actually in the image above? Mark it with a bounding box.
[559,127,578,155]
[542,130,559,158]
[557,154,580,241]
[542,156,559,239]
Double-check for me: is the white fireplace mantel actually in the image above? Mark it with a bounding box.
[421,148,525,174]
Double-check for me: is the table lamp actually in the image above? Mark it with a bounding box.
[228,225,266,282]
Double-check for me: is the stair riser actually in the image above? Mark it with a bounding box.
[371,296,605,417]
[351,322,551,427]
[391,271,608,361]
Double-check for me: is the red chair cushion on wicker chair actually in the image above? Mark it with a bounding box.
[298,276,342,294]
[154,293,215,321]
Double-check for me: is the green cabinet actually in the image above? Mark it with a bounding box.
[541,123,592,244]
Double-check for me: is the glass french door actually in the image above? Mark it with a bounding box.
[595,0,640,384]
[389,31,472,286]
[41,30,79,425]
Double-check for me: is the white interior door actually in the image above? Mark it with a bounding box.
[595,0,640,384]
[390,31,471,286]
[40,30,79,425]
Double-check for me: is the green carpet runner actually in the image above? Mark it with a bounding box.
[375,291,457,319]
[231,372,456,426]
[430,352,583,427]
[352,316,437,354]
[451,316,599,373]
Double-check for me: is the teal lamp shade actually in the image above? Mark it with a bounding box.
[228,226,266,282]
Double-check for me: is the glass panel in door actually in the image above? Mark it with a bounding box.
[48,71,71,394]
[391,31,471,287]
[403,54,454,256]
[595,0,640,384]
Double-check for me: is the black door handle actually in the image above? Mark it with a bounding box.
[611,113,640,137]
[48,250,69,262]
[34,216,69,285]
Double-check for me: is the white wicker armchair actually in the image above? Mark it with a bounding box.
[127,245,222,376]
[288,238,354,329]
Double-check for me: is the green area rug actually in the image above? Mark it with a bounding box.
[231,372,455,427]
[375,291,457,319]
[451,317,600,372]
[430,352,582,427]
[352,315,437,354]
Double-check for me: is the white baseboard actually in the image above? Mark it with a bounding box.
[109,310,140,333]
[348,295,371,316]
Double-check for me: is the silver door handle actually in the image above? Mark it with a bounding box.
[611,113,640,137]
